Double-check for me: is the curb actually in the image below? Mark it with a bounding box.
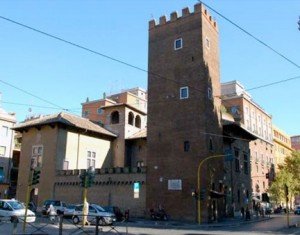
[123,217,273,230]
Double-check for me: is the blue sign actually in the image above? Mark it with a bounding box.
[134,182,140,191]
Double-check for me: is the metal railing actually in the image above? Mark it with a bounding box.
[0,214,129,235]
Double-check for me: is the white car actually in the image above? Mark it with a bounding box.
[0,199,36,223]
[72,204,116,225]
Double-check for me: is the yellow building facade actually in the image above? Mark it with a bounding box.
[272,125,293,172]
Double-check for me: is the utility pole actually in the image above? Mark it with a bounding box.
[285,184,290,228]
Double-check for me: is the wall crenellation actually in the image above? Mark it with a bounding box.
[149,3,217,30]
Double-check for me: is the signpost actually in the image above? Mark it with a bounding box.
[134,182,140,199]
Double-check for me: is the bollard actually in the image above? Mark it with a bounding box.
[95,216,99,235]
[59,214,63,235]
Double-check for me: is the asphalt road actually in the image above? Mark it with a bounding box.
[0,213,299,234]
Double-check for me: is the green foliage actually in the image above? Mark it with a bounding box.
[268,151,300,203]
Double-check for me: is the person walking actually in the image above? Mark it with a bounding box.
[47,204,57,224]
[241,207,245,220]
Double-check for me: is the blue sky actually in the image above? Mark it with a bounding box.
[0,0,299,136]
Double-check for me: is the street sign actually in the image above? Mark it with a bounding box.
[134,182,140,199]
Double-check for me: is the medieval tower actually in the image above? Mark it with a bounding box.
[147,3,224,222]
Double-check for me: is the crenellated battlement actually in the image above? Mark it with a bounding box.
[149,3,217,30]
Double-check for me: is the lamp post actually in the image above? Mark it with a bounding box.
[197,154,228,224]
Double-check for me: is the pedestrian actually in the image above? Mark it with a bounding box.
[241,207,245,219]
[245,206,251,220]
[47,204,57,224]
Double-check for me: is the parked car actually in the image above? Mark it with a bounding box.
[72,204,116,225]
[42,200,67,215]
[103,206,124,221]
[294,206,300,215]
[64,204,77,218]
[0,199,36,223]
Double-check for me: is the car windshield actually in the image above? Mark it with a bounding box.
[93,205,105,212]
[7,201,25,210]
[297,206,300,210]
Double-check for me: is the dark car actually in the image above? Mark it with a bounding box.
[42,200,67,215]
[103,206,124,221]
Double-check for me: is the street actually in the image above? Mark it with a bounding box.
[0,214,300,234]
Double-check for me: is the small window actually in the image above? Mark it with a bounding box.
[180,87,189,99]
[184,141,190,152]
[1,126,8,137]
[63,161,69,170]
[135,115,141,128]
[207,88,212,100]
[205,37,210,48]
[128,112,134,125]
[209,138,213,151]
[174,38,183,50]
[111,111,119,124]
[97,108,103,115]
[0,146,6,156]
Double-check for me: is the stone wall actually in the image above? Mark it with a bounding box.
[54,167,147,217]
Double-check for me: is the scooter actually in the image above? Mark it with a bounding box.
[150,208,168,221]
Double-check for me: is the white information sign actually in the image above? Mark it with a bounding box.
[168,179,182,190]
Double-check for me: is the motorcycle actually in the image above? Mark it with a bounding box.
[150,208,169,221]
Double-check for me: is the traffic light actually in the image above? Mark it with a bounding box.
[199,189,206,201]
[80,172,86,188]
[266,173,269,179]
[86,173,95,187]
[79,171,95,188]
[31,169,41,185]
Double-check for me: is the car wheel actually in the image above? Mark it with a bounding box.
[72,216,80,225]
[99,217,106,226]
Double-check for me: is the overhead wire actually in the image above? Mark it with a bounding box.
[198,0,300,70]
[1,11,300,113]
[0,3,299,128]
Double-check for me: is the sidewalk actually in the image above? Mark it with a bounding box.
[122,215,272,230]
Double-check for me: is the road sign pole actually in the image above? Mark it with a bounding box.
[22,170,33,232]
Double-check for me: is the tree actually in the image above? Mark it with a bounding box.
[268,151,300,204]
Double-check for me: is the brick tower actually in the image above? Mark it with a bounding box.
[147,3,224,222]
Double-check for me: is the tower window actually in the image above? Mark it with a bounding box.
[135,115,141,128]
[184,141,190,152]
[207,88,212,100]
[180,87,189,99]
[111,111,119,124]
[128,112,134,125]
[174,38,183,50]
[206,37,210,48]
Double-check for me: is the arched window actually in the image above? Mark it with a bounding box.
[128,112,134,125]
[111,111,119,124]
[135,115,141,128]
[209,138,213,151]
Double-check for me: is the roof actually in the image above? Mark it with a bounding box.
[126,128,147,140]
[13,112,117,138]
[101,103,147,115]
